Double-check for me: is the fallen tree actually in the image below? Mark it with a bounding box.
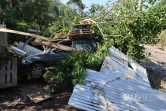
[85,0,166,62]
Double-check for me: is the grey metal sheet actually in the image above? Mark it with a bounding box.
[109,46,149,83]
[11,46,27,56]
[69,69,166,111]
[17,42,42,56]
[100,56,150,86]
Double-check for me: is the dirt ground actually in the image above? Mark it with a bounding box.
[0,78,79,111]
[144,44,166,63]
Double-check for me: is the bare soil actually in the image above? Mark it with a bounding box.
[0,78,79,111]
[144,44,166,63]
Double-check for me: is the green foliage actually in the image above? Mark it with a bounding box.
[158,30,166,50]
[91,0,166,62]
[0,0,77,43]
[88,4,104,16]
[160,44,165,51]
[43,51,102,92]
[155,0,166,7]
[73,16,81,23]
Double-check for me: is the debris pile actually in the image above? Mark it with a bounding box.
[68,46,166,111]
[68,21,94,39]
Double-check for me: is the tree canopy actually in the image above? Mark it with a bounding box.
[0,0,77,42]
[84,0,166,61]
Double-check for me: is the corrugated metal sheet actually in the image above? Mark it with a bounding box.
[109,46,149,83]
[69,69,166,111]
[100,56,150,86]
[69,47,166,111]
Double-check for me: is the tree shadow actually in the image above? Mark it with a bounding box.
[0,79,80,111]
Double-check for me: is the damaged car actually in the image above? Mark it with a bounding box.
[12,37,97,79]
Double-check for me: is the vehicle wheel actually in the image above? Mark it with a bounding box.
[29,64,44,78]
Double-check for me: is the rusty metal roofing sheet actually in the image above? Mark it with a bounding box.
[69,69,166,111]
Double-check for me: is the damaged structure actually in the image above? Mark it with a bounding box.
[68,46,166,111]
[0,25,17,88]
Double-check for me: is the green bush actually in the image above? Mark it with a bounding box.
[43,51,102,93]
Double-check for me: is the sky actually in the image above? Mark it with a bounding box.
[61,0,109,10]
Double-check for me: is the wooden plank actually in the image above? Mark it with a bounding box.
[12,58,17,86]
[0,60,5,88]
[73,24,91,26]
[68,33,93,36]
[20,85,52,103]
[0,28,74,51]
[69,32,93,34]
[68,33,93,38]
[7,60,11,84]
[69,29,93,33]
[35,39,75,51]
[0,58,17,88]
[0,28,50,41]
[68,35,93,39]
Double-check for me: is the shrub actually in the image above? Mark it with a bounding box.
[43,51,102,93]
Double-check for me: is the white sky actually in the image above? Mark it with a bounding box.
[61,0,111,10]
